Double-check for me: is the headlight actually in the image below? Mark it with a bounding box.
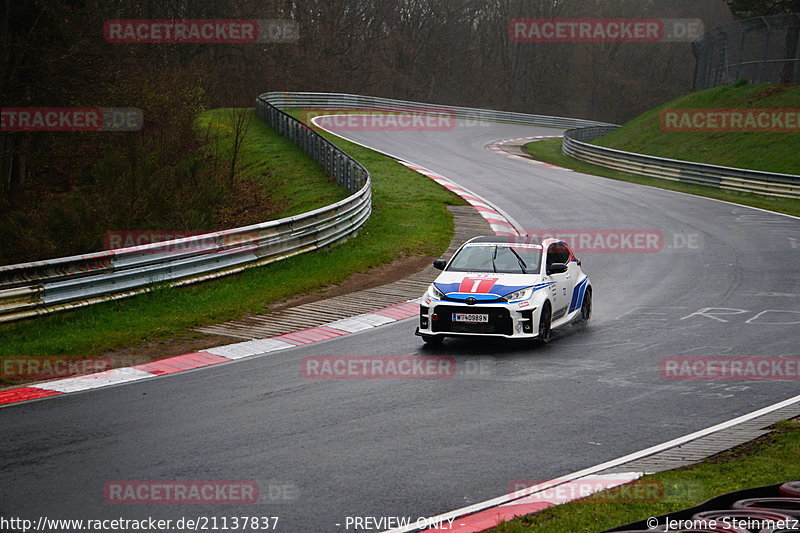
[504,287,533,302]
[427,284,445,300]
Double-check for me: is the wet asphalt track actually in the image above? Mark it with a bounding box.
[1,118,798,532]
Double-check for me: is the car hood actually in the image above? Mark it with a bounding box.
[433,272,548,301]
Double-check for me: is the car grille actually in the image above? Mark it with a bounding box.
[449,322,497,334]
[432,306,513,335]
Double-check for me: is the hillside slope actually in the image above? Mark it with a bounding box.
[594,84,800,175]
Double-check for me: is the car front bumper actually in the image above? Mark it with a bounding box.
[417,300,538,339]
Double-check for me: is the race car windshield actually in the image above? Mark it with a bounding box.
[447,244,541,274]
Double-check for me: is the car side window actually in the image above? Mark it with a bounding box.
[555,243,571,264]
[546,243,560,266]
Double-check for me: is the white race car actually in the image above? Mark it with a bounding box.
[416,236,591,345]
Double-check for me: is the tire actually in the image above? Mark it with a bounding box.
[779,481,800,497]
[537,302,552,344]
[732,497,800,517]
[580,288,592,324]
[421,334,444,346]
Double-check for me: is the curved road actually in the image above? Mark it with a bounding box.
[1,117,798,532]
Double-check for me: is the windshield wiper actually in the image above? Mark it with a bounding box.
[491,246,498,273]
[508,248,528,274]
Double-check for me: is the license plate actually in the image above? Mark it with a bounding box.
[452,313,489,323]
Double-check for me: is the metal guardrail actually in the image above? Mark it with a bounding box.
[261,91,615,129]
[562,126,800,199]
[0,91,612,323]
[0,97,372,323]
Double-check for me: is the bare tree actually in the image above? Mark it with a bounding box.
[226,107,254,186]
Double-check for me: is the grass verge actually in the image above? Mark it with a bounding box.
[593,84,800,175]
[485,419,800,533]
[524,138,800,217]
[0,109,465,368]
[198,108,349,220]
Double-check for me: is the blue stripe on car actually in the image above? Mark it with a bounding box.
[569,277,589,313]
[434,282,529,296]
[443,293,504,301]
[434,281,555,299]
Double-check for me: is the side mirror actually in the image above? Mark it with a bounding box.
[547,263,568,275]
[433,259,447,271]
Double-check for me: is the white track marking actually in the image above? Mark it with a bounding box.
[383,393,800,532]
[32,368,154,393]
[205,339,294,359]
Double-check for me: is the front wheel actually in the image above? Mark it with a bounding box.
[537,303,552,344]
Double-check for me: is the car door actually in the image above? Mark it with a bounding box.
[563,241,587,314]
[545,242,574,320]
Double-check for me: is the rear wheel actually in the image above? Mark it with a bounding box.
[580,288,592,323]
[537,302,552,344]
[421,334,443,346]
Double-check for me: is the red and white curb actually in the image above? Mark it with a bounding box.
[485,136,573,171]
[0,301,420,407]
[418,473,643,532]
[398,161,520,237]
[309,113,524,237]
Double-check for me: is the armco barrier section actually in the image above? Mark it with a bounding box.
[563,126,800,199]
[260,91,615,129]
[0,97,372,323]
